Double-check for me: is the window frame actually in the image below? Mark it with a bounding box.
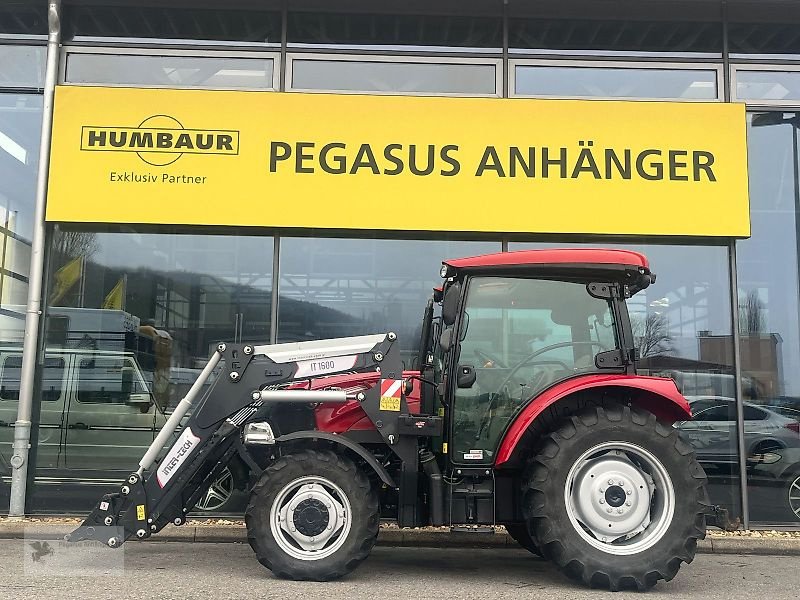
[509,58,724,102]
[286,52,503,98]
[60,45,281,91]
[732,63,800,106]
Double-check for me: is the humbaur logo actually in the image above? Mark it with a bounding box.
[80,115,239,166]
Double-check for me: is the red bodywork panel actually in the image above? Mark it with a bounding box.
[303,371,422,433]
[494,374,691,466]
[307,371,689,467]
[444,248,649,270]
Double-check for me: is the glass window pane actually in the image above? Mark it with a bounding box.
[514,65,718,100]
[509,18,722,55]
[0,93,42,320]
[65,6,281,43]
[65,54,276,89]
[510,241,741,523]
[278,237,500,367]
[290,59,497,95]
[730,22,800,57]
[738,112,800,525]
[30,228,273,513]
[0,45,45,89]
[288,12,502,51]
[736,70,800,102]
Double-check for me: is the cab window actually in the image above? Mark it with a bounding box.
[451,277,619,463]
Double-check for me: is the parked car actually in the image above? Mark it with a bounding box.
[677,396,800,522]
[0,348,243,513]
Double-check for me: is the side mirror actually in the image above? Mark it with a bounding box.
[127,392,154,413]
[442,281,462,326]
[456,365,477,389]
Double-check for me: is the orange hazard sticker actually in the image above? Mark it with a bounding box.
[379,379,402,412]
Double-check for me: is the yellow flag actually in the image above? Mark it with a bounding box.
[49,256,83,304]
[102,277,125,310]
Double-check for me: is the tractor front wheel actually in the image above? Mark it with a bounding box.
[245,449,379,581]
[522,404,708,591]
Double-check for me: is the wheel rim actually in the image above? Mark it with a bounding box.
[269,476,352,561]
[195,467,234,511]
[789,474,800,520]
[564,441,675,556]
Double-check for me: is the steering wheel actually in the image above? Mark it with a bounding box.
[496,341,611,402]
[474,348,506,368]
[473,341,610,442]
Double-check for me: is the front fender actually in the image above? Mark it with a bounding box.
[495,374,691,466]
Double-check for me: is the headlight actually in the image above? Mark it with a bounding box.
[243,421,275,445]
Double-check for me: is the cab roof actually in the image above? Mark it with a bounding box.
[444,248,649,271]
[442,249,654,292]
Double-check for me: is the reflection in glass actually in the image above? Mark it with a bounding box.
[278,237,500,366]
[65,54,276,89]
[738,113,800,524]
[0,45,45,89]
[288,12,503,50]
[0,90,44,510]
[28,228,273,513]
[736,70,800,102]
[514,65,718,99]
[290,59,497,95]
[509,18,722,55]
[510,241,741,523]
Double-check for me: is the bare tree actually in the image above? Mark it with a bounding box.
[51,228,98,260]
[632,312,674,357]
[739,290,765,335]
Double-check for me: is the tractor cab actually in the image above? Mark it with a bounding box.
[426,249,654,465]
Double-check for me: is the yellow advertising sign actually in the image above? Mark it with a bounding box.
[46,86,750,237]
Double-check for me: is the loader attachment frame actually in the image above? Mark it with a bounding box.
[67,332,425,548]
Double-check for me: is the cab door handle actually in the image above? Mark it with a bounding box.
[68,422,88,430]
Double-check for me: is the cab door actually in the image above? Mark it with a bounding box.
[64,354,157,473]
[448,277,621,464]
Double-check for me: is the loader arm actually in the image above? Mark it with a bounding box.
[67,332,420,548]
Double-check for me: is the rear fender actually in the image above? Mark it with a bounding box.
[495,374,691,467]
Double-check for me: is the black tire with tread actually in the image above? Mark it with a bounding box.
[521,404,708,591]
[504,524,544,558]
[245,449,379,581]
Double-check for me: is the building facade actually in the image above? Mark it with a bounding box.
[1,0,800,528]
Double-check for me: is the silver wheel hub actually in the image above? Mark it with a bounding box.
[570,451,653,541]
[565,442,675,556]
[270,476,352,561]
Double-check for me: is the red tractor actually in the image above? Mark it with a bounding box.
[69,249,708,591]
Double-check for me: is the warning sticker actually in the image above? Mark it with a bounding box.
[464,449,484,460]
[136,504,146,521]
[379,379,402,412]
[99,501,109,511]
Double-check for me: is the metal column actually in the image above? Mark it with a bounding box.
[729,241,750,529]
[9,0,61,517]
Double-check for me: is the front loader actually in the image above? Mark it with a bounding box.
[68,248,709,591]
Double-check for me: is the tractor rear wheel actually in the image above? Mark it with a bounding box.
[245,449,379,581]
[504,524,544,558]
[521,404,708,591]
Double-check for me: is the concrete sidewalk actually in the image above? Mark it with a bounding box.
[1,519,799,555]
